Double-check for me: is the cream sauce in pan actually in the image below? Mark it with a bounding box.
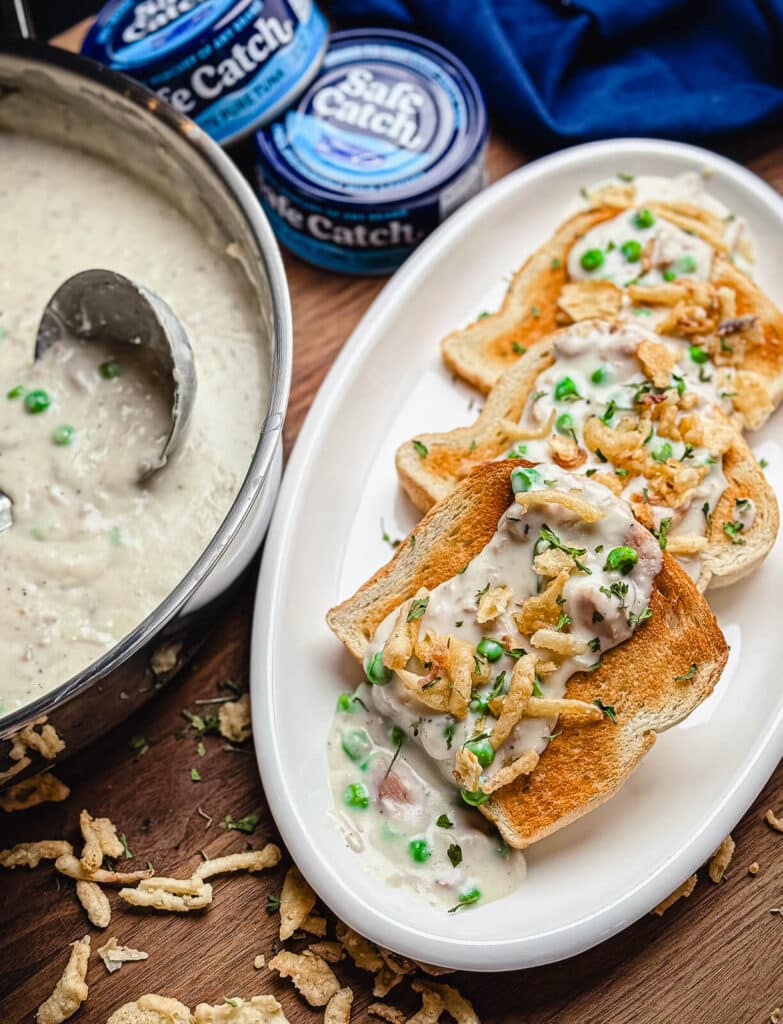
[0,134,267,713]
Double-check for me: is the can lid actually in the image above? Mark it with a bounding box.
[255,28,488,211]
[83,0,253,73]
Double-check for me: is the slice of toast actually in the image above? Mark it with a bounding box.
[399,320,779,591]
[441,191,783,430]
[327,460,727,849]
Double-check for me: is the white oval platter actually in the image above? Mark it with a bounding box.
[251,139,783,971]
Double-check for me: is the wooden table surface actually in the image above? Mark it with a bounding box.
[2,21,783,1024]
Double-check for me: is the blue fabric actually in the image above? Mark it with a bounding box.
[328,0,783,145]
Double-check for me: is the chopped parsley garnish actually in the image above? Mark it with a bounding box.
[593,698,617,722]
[266,895,281,914]
[760,458,769,470]
[129,735,149,756]
[555,612,572,632]
[477,310,490,319]
[550,257,562,269]
[381,521,401,548]
[735,497,751,513]
[595,448,608,463]
[512,341,526,355]
[412,440,428,457]
[702,502,712,529]
[447,843,463,867]
[475,581,490,603]
[119,834,132,860]
[628,606,653,626]
[437,814,454,829]
[539,524,591,574]
[468,439,477,453]
[599,581,629,605]
[723,521,746,545]
[674,663,697,682]
[592,610,604,624]
[407,596,429,622]
[653,517,672,551]
[444,722,455,750]
[530,306,541,318]
[448,887,482,913]
[222,813,260,834]
[601,400,617,424]
[532,678,544,698]
[588,637,601,653]
[190,768,201,782]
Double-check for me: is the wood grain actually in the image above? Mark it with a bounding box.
[2,20,782,1024]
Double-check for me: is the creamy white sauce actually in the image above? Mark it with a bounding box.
[329,467,661,908]
[509,322,730,580]
[570,172,754,288]
[0,134,267,713]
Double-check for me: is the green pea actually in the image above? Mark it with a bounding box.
[465,737,495,768]
[621,239,642,262]
[652,441,673,462]
[555,412,574,436]
[634,208,655,229]
[505,442,528,459]
[510,466,540,494]
[469,695,488,714]
[662,268,677,282]
[390,725,406,747]
[457,887,481,907]
[24,389,50,414]
[580,248,605,272]
[476,638,504,663]
[342,729,372,762]
[99,360,122,380]
[689,345,709,365]
[342,782,369,810]
[53,424,75,446]
[365,651,392,686]
[408,838,431,863]
[460,788,488,807]
[6,385,23,399]
[336,693,353,712]
[604,546,639,575]
[554,376,579,401]
[590,367,609,385]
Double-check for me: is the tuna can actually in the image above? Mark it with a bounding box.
[81,0,329,146]
[253,29,488,274]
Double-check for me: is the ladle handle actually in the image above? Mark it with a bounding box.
[0,0,35,38]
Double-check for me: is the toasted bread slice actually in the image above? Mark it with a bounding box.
[441,191,783,430]
[400,320,779,591]
[327,460,727,849]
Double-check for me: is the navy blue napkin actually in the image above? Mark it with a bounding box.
[329,0,783,144]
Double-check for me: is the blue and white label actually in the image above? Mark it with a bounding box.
[253,29,488,274]
[82,0,328,144]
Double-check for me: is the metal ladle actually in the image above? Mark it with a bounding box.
[0,269,197,535]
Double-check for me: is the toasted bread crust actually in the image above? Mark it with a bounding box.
[441,203,783,414]
[398,322,778,591]
[327,461,727,848]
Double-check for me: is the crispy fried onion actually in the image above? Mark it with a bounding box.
[278,864,317,941]
[410,981,480,1024]
[76,880,111,929]
[194,845,281,881]
[652,873,698,916]
[548,433,587,470]
[557,280,622,322]
[665,535,708,556]
[307,942,344,964]
[382,589,428,670]
[107,995,193,1024]
[55,853,153,886]
[490,655,536,750]
[0,840,72,869]
[98,937,149,974]
[476,585,512,624]
[515,571,569,635]
[708,834,735,883]
[498,409,555,442]
[194,996,289,1024]
[119,875,213,912]
[368,1005,405,1024]
[36,935,90,1024]
[0,772,70,812]
[530,628,588,657]
[481,750,539,794]
[765,809,783,833]
[453,747,482,791]
[218,694,252,744]
[395,632,474,719]
[636,339,679,388]
[727,370,774,430]
[515,489,603,522]
[80,809,125,873]
[1,716,65,784]
[647,201,728,251]
[268,950,341,1007]
[532,548,575,577]
[324,989,353,1024]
